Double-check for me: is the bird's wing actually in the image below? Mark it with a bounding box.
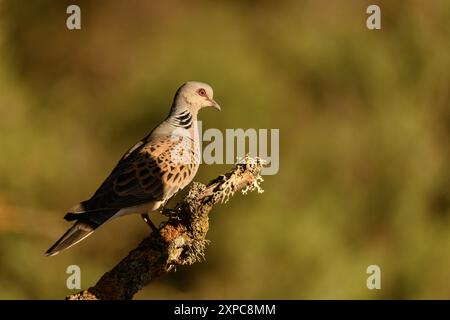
[76,135,198,213]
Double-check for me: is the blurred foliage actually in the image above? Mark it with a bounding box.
[0,0,449,299]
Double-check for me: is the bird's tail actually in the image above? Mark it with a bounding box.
[45,209,116,256]
[44,221,94,256]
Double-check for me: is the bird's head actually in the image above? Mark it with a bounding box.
[173,81,221,113]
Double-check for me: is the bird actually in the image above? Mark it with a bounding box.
[45,81,220,256]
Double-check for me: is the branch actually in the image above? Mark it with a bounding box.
[67,156,265,300]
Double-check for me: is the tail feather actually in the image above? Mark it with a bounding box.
[45,209,117,256]
[45,221,95,256]
[64,212,82,221]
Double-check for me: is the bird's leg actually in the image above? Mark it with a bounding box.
[141,213,159,233]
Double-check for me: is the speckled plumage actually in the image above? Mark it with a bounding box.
[45,81,220,256]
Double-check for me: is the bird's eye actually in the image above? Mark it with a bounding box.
[198,89,207,97]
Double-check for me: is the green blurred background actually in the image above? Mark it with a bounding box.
[0,0,449,299]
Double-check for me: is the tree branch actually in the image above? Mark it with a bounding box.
[67,156,265,300]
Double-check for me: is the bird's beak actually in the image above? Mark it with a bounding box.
[209,99,221,111]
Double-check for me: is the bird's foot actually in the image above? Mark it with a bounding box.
[141,213,159,233]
